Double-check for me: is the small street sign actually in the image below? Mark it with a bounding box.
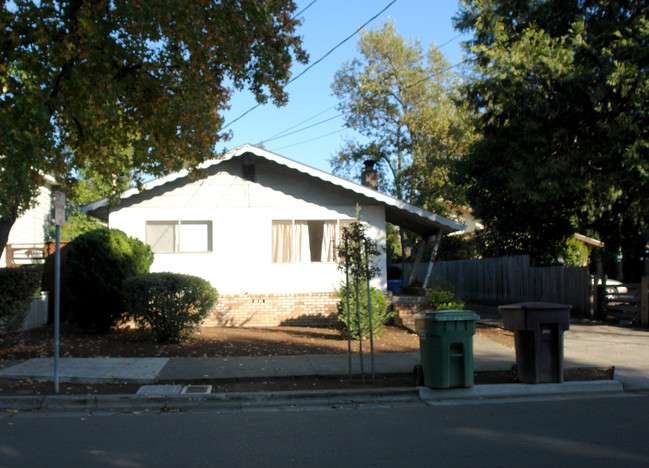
[54,191,66,226]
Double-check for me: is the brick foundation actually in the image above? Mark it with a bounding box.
[390,296,431,331]
[205,292,340,327]
[204,292,430,329]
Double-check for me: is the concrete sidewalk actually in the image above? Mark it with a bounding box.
[1,323,645,389]
[0,335,507,385]
[0,313,646,411]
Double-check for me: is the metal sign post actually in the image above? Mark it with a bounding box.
[53,191,66,394]
[364,239,375,383]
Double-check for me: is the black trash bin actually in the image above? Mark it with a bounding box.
[499,302,571,384]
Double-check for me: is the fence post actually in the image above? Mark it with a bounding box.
[641,276,648,328]
[5,245,13,266]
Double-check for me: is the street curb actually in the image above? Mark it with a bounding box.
[419,380,625,402]
[0,380,625,413]
[0,387,420,412]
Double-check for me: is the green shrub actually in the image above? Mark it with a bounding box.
[558,238,591,266]
[336,285,393,339]
[426,277,465,310]
[124,272,218,343]
[65,228,154,332]
[0,266,43,337]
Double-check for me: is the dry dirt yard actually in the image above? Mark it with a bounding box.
[0,323,514,360]
[0,323,525,396]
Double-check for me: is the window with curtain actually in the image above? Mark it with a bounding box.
[145,221,212,253]
[271,220,348,263]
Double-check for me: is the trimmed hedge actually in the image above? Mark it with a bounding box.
[65,228,154,332]
[0,266,43,337]
[124,272,218,343]
[335,285,393,339]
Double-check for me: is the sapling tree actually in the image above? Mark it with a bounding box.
[336,213,391,381]
[337,219,385,339]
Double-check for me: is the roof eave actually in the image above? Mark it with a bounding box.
[80,144,465,234]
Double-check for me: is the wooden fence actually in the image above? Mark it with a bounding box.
[4,243,49,267]
[4,242,66,267]
[400,255,591,316]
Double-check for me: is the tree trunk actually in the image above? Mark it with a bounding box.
[0,207,19,262]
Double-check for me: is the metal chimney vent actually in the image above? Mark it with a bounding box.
[361,160,378,190]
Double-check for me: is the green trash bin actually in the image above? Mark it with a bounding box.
[414,310,480,389]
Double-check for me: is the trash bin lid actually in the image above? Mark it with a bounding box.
[413,310,480,321]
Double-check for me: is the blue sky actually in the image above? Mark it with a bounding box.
[219,0,469,176]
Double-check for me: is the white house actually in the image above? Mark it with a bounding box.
[1,174,56,267]
[84,145,464,327]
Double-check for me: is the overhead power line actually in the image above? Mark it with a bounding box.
[222,0,399,130]
[270,128,348,152]
[260,47,471,149]
[263,105,338,142]
[286,0,399,85]
[292,0,319,20]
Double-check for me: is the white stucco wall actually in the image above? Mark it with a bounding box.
[1,185,53,266]
[108,158,387,294]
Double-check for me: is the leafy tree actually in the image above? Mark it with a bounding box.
[331,20,474,262]
[454,0,649,272]
[0,1,307,254]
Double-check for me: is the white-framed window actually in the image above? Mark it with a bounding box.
[145,221,213,254]
[271,219,355,263]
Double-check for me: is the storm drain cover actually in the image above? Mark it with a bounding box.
[181,385,212,395]
[136,385,183,395]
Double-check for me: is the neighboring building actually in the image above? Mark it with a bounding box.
[447,204,484,235]
[1,175,56,267]
[84,145,464,327]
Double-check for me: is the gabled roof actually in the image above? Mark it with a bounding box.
[83,144,465,236]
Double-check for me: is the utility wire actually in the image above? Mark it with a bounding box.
[286,0,399,85]
[217,1,321,130]
[223,0,399,130]
[263,105,338,142]
[292,0,319,20]
[261,48,471,149]
[258,32,466,146]
[264,112,343,144]
[270,128,348,152]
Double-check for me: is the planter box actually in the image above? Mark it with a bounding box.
[19,292,49,332]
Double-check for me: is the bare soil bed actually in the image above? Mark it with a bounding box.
[1,323,612,397]
[0,323,427,360]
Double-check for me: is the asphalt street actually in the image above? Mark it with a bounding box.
[1,393,648,467]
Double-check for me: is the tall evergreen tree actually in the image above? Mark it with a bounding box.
[455,0,649,271]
